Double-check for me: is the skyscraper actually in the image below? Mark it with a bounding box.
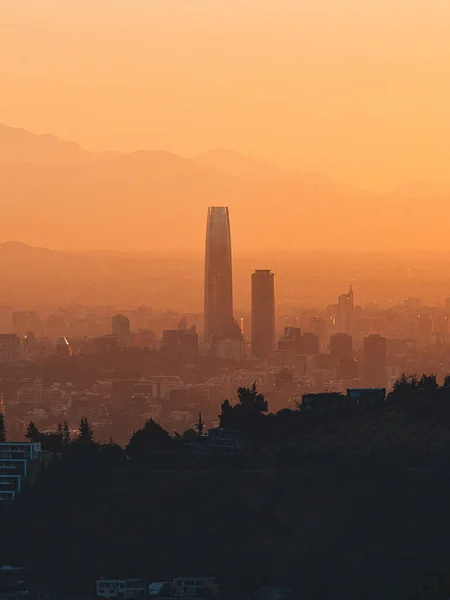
[330,333,353,360]
[363,334,387,388]
[251,269,275,358]
[112,314,130,337]
[204,207,235,342]
[337,286,354,335]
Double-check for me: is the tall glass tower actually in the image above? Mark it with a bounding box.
[204,207,235,342]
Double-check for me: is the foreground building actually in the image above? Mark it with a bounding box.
[0,442,41,501]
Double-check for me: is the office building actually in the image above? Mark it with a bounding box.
[277,327,302,353]
[363,334,387,388]
[300,332,320,356]
[336,357,358,380]
[0,306,13,334]
[112,314,130,337]
[162,326,198,356]
[330,333,353,360]
[0,334,21,363]
[204,207,235,342]
[337,286,354,335]
[55,335,72,358]
[251,269,275,358]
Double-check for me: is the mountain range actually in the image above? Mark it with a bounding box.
[0,123,449,253]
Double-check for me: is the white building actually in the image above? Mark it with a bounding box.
[97,579,145,600]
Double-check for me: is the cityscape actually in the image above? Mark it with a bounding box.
[0,206,448,447]
[4,1,450,599]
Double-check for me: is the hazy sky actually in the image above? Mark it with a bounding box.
[2,0,450,188]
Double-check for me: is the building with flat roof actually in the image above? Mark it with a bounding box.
[251,269,275,358]
[0,442,41,501]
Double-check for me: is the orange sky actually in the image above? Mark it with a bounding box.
[2,0,450,189]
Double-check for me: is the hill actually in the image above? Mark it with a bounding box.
[3,397,450,599]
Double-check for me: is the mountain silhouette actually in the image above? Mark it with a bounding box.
[0,123,93,164]
[1,123,450,253]
[192,148,286,181]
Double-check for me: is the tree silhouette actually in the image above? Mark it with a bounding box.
[418,374,439,397]
[0,411,5,443]
[56,422,63,440]
[25,422,41,443]
[195,412,205,436]
[219,399,233,429]
[219,383,268,430]
[389,373,418,402]
[62,422,71,445]
[126,418,171,459]
[77,418,94,443]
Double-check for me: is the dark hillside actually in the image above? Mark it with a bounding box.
[4,393,450,599]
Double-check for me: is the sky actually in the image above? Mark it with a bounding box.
[1,0,450,188]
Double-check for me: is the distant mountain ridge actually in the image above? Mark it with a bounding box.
[1,123,450,253]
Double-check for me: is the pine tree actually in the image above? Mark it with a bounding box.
[25,421,41,443]
[56,422,63,440]
[0,411,6,443]
[77,418,94,443]
[62,421,71,445]
[195,411,205,436]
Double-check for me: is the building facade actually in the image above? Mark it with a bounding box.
[0,334,21,362]
[251,269,275,358]
[363,334,387,388]
[337,286,354,335]
[204,207,235,342]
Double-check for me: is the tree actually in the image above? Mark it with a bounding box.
[40,432,64,453]
[25,421,41,443]
[126,418,171,459]
[388,373,419,403]
[195,412,205,436]
[77,418,94,443]
[219,399,233,429]
[181,428,197,442]
[0,411,5,443]
[219,384,268,430]
[97,440,128,467]
[56,422,63,440]
[62,422,71,445]
[418,374,439,396]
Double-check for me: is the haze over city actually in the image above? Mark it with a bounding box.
[3,2,450,600]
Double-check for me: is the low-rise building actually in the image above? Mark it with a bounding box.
[148,577,218,599]
[97,578,146,599]
[0,442,41,501]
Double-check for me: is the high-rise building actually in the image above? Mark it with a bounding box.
[0,307,13,334]
[251,269,275,358]
[363,334,387,388]
[330,333,353,360]
[0,334,21,363]
[55,335,73,358]
[300,332,320,356]
[204,207,235,342]
[112,314,130,337]
[337,286,354,335]
[277,327,302,353]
